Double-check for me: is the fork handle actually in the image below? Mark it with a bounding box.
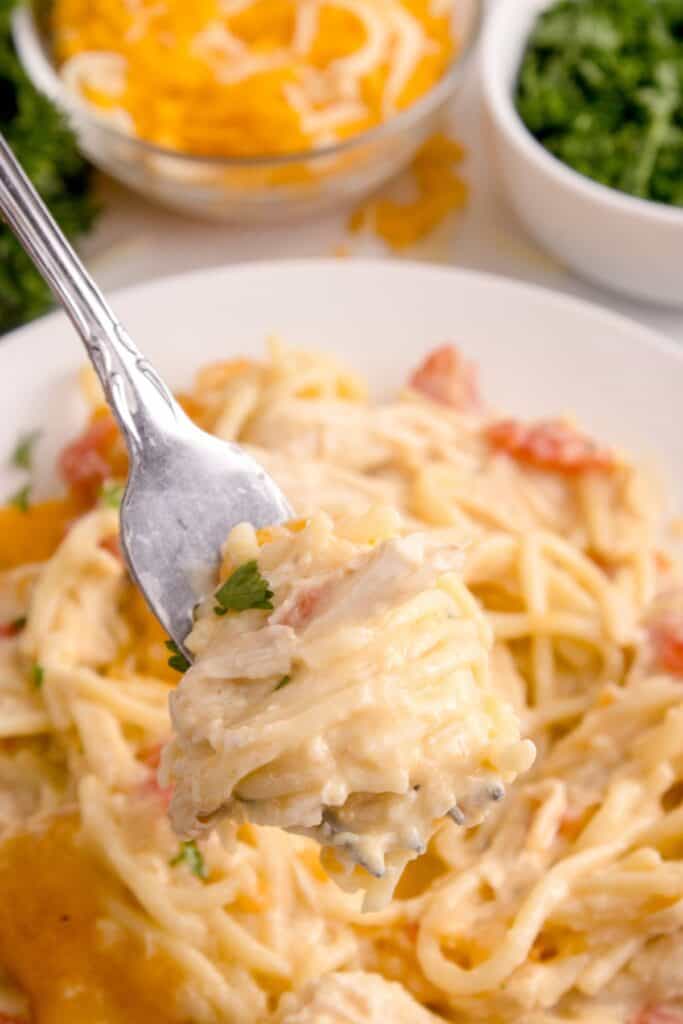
[0,132,186,457]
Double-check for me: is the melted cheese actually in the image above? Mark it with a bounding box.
[0,499,80,572]
[348,133,468,251]
[0,817,183,1024]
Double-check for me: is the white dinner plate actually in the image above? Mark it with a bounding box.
[1,260,682,504]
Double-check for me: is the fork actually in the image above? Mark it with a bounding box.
[0,136,509,867]
[0,133,292,659]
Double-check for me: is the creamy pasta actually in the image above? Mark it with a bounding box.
[162,513,534,909]
[0,339,681,1024]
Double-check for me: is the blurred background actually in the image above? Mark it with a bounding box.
[2,0,683,340]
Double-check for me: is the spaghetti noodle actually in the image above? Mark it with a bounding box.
[0,340,681,1024]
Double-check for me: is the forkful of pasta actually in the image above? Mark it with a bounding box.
[0,135,534,907]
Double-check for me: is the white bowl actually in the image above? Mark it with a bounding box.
[480,0,683,307]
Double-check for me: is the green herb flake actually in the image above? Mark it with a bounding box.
[165,639,190,673]
[274,674,291,691]
[12,616,27,633]
[31,663,44,689]
[11,430,41,470]
[99,480,125,509]
[9,483,31,513]
[169,840,207,880]
[214,560,274,616]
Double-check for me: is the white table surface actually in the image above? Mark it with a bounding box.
[81,59,683,346]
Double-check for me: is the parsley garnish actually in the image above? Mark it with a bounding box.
[31,663,44,689]
[12,616,27,633]
[9,483,31,513]
[274,675,291,691]
[165,639,190,673]
[170,840,207,880]
[99,480,125,508]
[11,430,40,470]
[214,560,274,615]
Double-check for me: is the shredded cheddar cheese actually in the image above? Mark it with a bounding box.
[349,133,468,249]
[52,0,456,158]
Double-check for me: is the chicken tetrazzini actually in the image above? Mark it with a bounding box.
[162,512,535,909]
[0,340,682,1024]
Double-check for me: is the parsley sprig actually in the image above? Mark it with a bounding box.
[214,561,274,615]
[0,0,97,334]
[165,640,190,673]
[169,840,207,880]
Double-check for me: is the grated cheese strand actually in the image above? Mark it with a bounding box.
[52,0,455,157]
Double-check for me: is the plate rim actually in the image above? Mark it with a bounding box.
[1,259,681,369]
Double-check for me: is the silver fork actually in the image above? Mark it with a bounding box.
[0,137,507,867]
[0,133,291,659]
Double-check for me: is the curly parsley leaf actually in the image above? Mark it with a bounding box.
[0,0,98,334]
[31,662,44,689]
[169,840,207,880]
[214,560,274,615]
[9,483,31,512]
[165,639,190,673]
[11,429,41,470]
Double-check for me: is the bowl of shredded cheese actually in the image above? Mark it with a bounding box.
[13,0,482,221]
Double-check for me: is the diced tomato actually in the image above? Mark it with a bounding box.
[140,774,173,809]
[409,345,482,412]
[276,581,333,630]
[486,419,614,475]
[139,743,173,808]
[99,535,122,561]
[58,416,119,502]
[0,620,24,639]
[650,616,683,676]
[633,1006,683,1024]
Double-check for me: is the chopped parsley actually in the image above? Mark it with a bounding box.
[9,483,31,513]
[516,0,683,205]
[214,560,274,615]
[10,430,40,470]
[99,480,125,508]
[169,840,207,880]
[165,639,190,673]
[31,663,44,689]
[274,674,291,691]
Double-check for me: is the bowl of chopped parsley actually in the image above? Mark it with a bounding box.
[481,0,683,306]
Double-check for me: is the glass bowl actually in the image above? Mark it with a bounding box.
[12,0,483,223]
